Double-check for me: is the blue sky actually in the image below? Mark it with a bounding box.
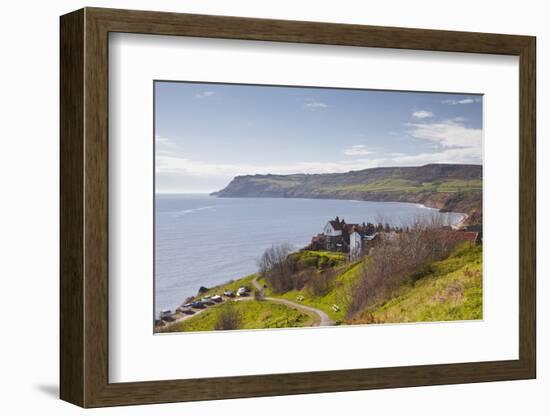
[155,81,482,193]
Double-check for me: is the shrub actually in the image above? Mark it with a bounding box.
[308,269,336,297]
[253,289,264,300]
[214,305,243,330]
[257,243,297,293]
[346,220,465,319]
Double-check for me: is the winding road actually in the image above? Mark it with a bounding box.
[159,278,335,331]
[251,278,335,326]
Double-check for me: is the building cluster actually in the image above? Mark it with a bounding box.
[307,216,480,261]
[307,216,379,260]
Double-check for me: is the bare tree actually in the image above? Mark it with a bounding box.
[257,243,297,293]
[346,216,463,319]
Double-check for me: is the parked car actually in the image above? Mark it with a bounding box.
[223,290,235,297]
[191,301,205,309]
[160,309,172,319]
[237,287,250,296]
[201,297,214,305]
[211,295,223,303]
[177,307,194,315]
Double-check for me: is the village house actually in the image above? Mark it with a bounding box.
[307,216,480,260]
[308,216,378,258]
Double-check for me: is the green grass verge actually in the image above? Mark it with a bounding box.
[260,260,364,321]
[357,243,482,323]
[162,299,313,332]
[289,250,346,269]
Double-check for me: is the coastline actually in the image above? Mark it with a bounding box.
[155,196,468,317]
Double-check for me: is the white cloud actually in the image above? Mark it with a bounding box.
[156,136,182,156]
[303,99,328,110]
[195,91,215,98]
[441,97,481,105]
[156,117,481,186]
[412,110,434,119]
[406,119,481,151]
[156,154,381,178]
[393,119,482,165]
[343,145,373,156]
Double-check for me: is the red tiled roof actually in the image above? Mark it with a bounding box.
[329,220,343,231]
[450,231,479,243]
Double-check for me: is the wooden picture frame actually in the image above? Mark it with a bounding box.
[60,7,536,408]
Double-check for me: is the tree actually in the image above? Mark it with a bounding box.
[346,215,463,319]
[257,243,296,293]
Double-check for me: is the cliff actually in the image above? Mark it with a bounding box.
[212,164,482,225]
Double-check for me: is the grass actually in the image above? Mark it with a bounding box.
[260,260,364,321]
[350,243,483,324]
[166,243,482,332]
[249,178,301,188]
[289,250,346,269]
[320,178,482,194]
[161,299,314,332]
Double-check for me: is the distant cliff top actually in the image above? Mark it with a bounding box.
[212,164,482,225]
[212,164,482,196]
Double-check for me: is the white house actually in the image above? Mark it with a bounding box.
[349,231,362,257]
[324,219,343,237]
[350,232,378,260]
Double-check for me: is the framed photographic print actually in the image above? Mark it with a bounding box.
[60,7,536,408]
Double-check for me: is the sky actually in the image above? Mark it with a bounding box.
[155,81,483,193]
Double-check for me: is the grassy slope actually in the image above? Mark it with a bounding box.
[162,300,313,332]
[261,251,363,322]
[289,250,347,269]
[320,178,482,194]
[350,243,483,324]
[166,245,482,332]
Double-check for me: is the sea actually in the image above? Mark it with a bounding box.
[154,194,464,317]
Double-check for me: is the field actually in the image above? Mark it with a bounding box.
[319,178,482,194]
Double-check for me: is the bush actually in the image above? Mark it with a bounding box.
[214,305,243,330]
[253,289,264,300]
[346,221,465,319]
[308,269,336,297]
[258,243,297,293]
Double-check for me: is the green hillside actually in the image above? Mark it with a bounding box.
[212,164,483,225]
[349,243,482,324]
[159,244,482,333]
[160,299,313,332]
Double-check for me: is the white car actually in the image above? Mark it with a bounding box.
[236,287,249,296]
[160,309,172,319]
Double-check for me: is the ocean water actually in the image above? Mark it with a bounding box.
[154,194,464,316]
